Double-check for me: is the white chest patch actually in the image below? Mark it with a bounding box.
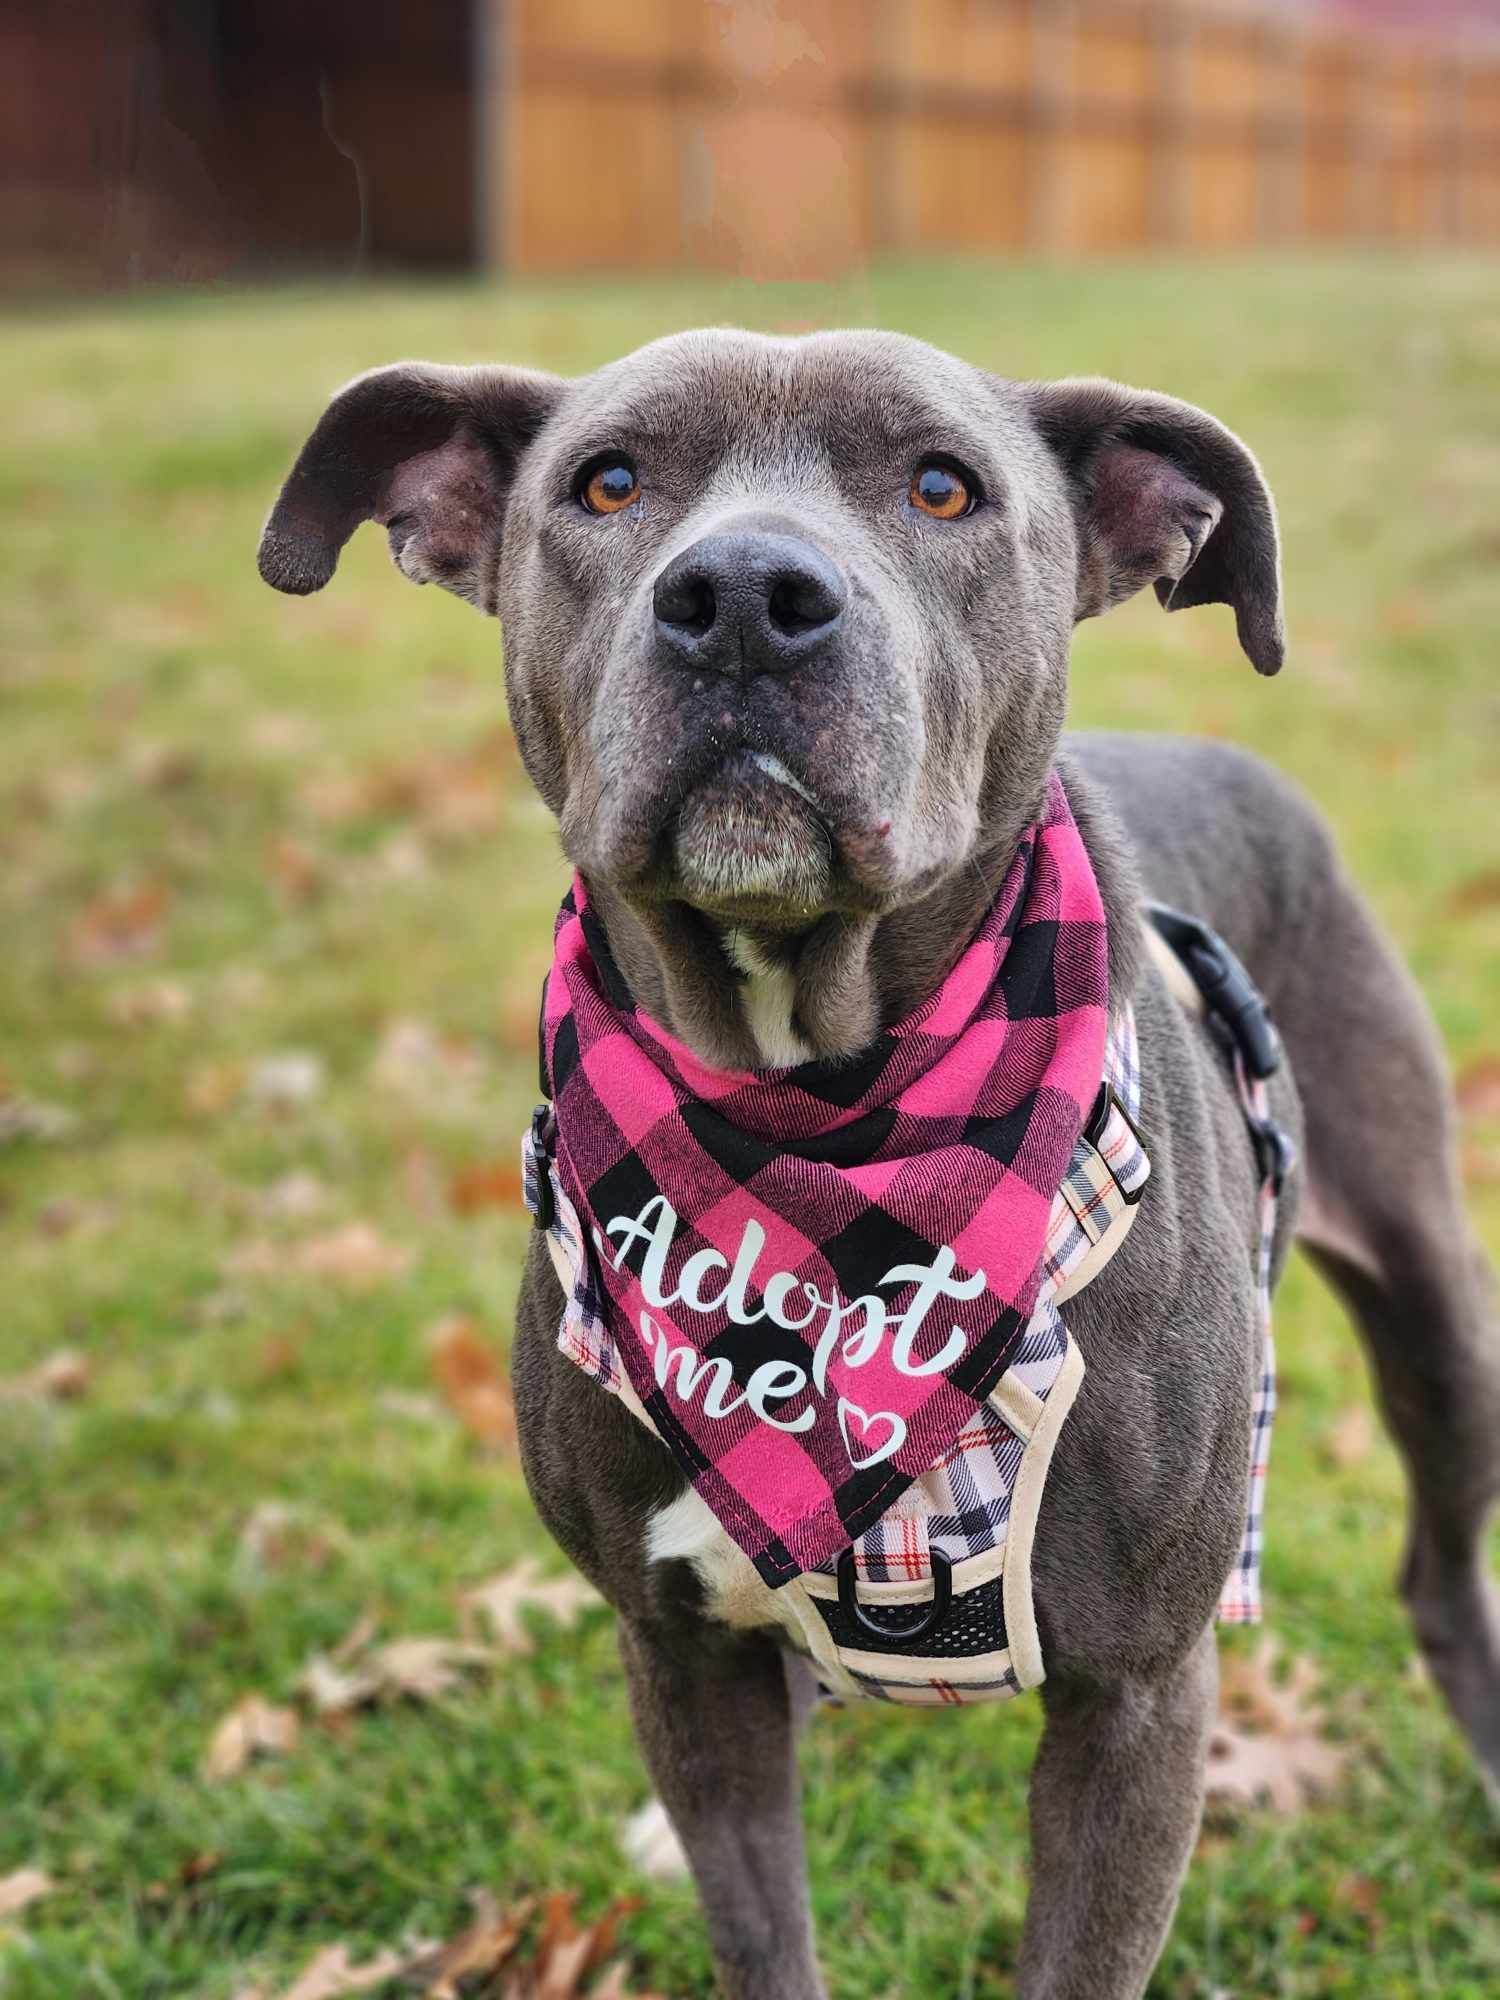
[724,928,813,1070]
[646,1486,807,1641]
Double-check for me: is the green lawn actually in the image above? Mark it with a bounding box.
[2,256,1499,1999]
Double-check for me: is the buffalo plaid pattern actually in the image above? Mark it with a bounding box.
[539,774,1110,1587]
[527,982,1280,1702]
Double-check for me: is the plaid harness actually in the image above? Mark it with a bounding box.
[524,791,1285,1705]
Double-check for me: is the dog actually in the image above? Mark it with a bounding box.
[259,330,1500,2000]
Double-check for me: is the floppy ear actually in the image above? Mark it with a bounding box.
[257,362,565,614]
[1026,377,1284,675]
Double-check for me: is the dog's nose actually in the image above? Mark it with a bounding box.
[653,531,847,676]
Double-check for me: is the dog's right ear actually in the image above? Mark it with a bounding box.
[257,362,565,614]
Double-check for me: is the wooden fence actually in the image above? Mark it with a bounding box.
[484,0,1500,277]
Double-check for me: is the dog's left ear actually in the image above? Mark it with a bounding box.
[1026,377,1284,675]
[258,362,565,614]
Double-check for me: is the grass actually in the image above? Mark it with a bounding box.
[2,254,1499,1999]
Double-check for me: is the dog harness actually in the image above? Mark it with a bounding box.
[524,780,1286,1705]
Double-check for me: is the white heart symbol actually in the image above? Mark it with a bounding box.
[836,1398,907,1470]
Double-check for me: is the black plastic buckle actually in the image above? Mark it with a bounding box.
[837,1548,953,1645]
[529,1102,555,1231]
[1250,1115,1294,1196]
[1145,903,1283,1081]
[1085,1081,1149,1205]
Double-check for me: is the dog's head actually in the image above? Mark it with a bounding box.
[261,329,1280,938]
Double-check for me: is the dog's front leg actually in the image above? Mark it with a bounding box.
[618,1613,827,2000]
[1017,1626,1217,2000]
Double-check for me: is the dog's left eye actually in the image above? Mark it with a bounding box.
[910,462,975,520]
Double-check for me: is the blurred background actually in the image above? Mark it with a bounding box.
[3,4,1500,1998]
[7,0,1500,290]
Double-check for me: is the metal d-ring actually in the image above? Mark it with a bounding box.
[837,1548,953,1644]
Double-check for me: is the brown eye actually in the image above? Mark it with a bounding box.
[582,460,640,514]
[910,462,974,520]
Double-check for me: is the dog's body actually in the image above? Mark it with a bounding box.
[261,330,1500,1999]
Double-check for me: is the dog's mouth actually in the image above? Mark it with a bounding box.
[667,751,836,923]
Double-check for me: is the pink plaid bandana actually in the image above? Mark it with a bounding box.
[541,772,1110,1586]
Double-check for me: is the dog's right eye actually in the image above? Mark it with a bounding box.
[579,459,641,515]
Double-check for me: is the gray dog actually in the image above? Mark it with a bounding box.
[260,329,1500,2000]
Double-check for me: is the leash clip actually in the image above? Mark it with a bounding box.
[1145,903,1283,1081]
[837,1548,953,1645]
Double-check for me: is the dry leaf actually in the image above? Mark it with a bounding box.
[450,1160,525,1216]
[296,1223,411,1288]
[267,834,327,905]
[186,1060,244,1119]
[1206,1641,1349,1813]
[0,1349,91,1401]
[107,978,192,1027]
[257,1171,332,1222]
[373,1638,495,1702]
[459,1559,603,1656]
[0,1868,54,1918]
[419,1891,535,1999]
[202,1694,300,1780]
[427,1316,516,1449]
[1456,1056,1500,1122]
[237,1502,342,1574]
[69,883,169,966]
[0,1093,77,1145]
[1321,1404,1374,1471]
[297,1624,491,1717]
[1448,869,1500,917]
[249,1052,325,1113]
[272,1943,411,2000]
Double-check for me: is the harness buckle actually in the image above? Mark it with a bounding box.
[1145,904,1283,1081]
[528,1102,556,1231]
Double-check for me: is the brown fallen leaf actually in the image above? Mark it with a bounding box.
[272,1943,412,2000]
[296,1223,412,1288]
[459,1558,603,1656]
[201,1693,300,1780]
[427,1316,516,1449]
[1206,1640,1349,1813]
[257,1171,332,1223]
[518,1893,645,2000]
[267,834,327,906]
[297,1623,492,1717]
[449,1160,525,1216]
[107,977,193,1027]
[237,1501,343,1575]
[186,1060,244,1119]
[69,883,170,966]
[144,1849,224,1902]
[1456,1055,1500,1122]
[0,1868,54,1918]
[1447,869,1500,917]
[1321,1403,1374,1471]
[0,1093,77,1145]
[241,1895,657,2000]
[0,1349,91,1401]
[418,1892,535,2000]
